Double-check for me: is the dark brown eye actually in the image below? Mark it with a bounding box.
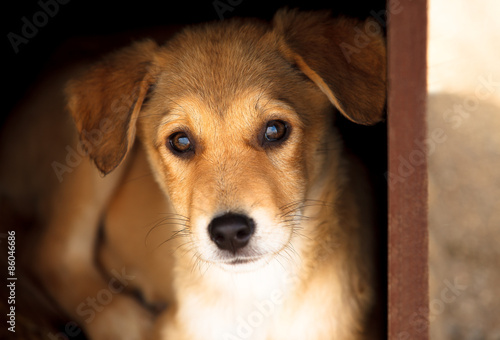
[264,120,288,143]
[168,132,193,155]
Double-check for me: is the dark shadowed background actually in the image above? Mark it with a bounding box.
[4,0,386,121]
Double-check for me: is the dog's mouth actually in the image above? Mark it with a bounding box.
[226,256,262,265]
[228,258,252,265]
[214,254,271,272]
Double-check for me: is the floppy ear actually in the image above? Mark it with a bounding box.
[274,9,386,125]
[66,39,158,175]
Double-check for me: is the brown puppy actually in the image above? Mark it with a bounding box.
[0,9,386,340]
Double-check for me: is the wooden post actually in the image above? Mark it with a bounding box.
[387,0,429,339]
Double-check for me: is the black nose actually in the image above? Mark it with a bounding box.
[208,213,255,253]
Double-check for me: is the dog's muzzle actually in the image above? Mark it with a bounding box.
[208,213,255,254]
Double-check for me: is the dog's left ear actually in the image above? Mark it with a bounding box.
[67,40,158,175]
[274,9,386,125]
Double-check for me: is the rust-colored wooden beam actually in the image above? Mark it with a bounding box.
[387,0,429,339]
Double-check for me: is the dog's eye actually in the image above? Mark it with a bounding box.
[168,132,193,155]
[264,120,289,144]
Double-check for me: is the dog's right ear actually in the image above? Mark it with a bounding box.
[66,40,158,175]
[274,9,386,125]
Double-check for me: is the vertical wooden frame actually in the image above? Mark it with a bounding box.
[387,0,429,339]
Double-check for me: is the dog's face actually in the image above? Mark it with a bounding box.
[138,23,334,269]
[67,10,386,271]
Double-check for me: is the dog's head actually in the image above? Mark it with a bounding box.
[67,9,386,271]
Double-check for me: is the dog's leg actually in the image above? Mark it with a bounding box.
[34,157,153,340]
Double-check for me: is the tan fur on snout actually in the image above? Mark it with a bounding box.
[0,8,386,340]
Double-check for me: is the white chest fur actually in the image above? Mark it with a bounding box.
[170,259,302,340]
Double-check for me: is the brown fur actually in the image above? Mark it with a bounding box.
[0,9,386,340]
